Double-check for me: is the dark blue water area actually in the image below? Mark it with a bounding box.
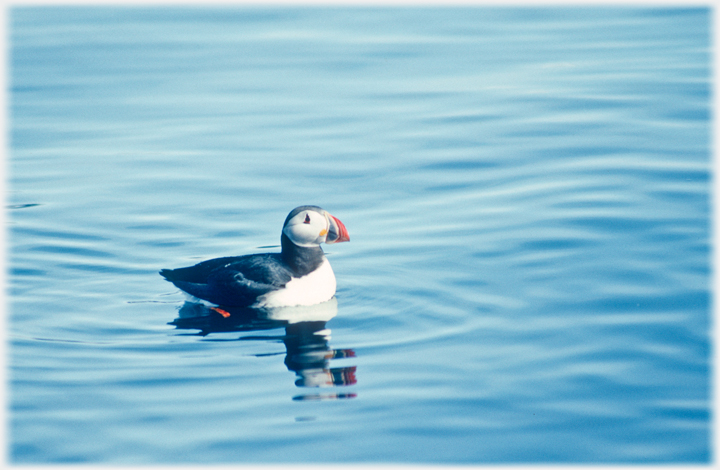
[7,6,711,464]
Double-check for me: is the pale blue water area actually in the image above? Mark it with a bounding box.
[8,6,711,464]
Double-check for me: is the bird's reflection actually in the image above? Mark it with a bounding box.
[168,297,356,400]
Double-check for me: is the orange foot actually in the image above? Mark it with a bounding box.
[211,307,231,318]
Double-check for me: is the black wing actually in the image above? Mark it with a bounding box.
[160,254,294,307]
[160,256,246,284]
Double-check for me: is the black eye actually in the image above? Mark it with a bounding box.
[303,214,311,224]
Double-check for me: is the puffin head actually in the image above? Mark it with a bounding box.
[282,205,350,248]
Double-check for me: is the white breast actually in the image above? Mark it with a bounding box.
[253,257,337,308]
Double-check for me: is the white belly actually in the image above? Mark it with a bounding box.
[254,257,337,308]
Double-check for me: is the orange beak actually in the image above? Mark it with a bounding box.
[326,214,350,244]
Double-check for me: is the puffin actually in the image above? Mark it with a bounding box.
[160,206,349,310]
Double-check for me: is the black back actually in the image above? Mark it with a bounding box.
[160,239,325,307]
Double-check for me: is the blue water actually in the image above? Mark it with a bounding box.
[8,6,711,464]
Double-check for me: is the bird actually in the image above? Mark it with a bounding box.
[160,206,350,311]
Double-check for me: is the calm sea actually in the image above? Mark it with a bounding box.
[8,6,711,464]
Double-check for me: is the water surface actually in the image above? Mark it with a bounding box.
[8,6,711,464]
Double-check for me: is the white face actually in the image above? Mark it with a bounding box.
[282,209,331,247]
